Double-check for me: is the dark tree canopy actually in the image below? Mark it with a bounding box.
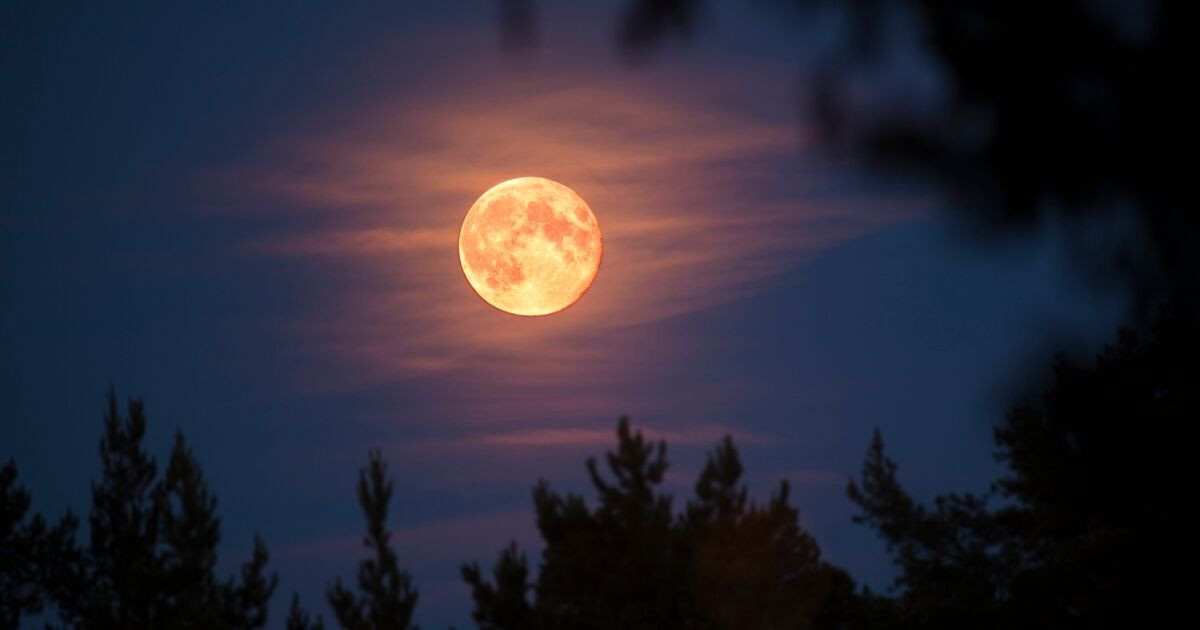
[288,593,327,630]
[462,542,534,630]
[1,459,50,626]
[8,318,1196,628]
[683,438,840,628]
[20,389,279,629]
[849,305,1200,628]
[326,450,419,630]
[532,418,682,629]
[463,417,874,630]
[618,0,698,57]
[68,392,163,626]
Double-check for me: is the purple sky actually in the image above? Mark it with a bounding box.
[2,2,1127,627]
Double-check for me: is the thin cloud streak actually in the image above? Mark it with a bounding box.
[236,64,910,405]
[406,422,777,454]
[247,228,447,257]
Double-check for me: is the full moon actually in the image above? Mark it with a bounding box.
[459,177,603,316]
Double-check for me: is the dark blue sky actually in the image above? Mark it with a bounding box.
[2,2,1125,627]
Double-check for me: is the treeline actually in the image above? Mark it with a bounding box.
[1,395,276,629]
[3,308,1196,628]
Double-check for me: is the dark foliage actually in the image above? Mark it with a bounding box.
[498,0,538,51]
[531,418,681,629]
[849,305,1200,628]
[62,391,164,626]
[327,450,419,630]
[606,8,1200,621]
[618,0,699,56]
[8,319,1195,628]
[848,431,1008,628]
[1,460,49,626]
[462,542,533,630]
[815,0,1198,309]
[23,389,279,628]
[463,417,877,629]
[683,439,854,629]
[288,593,327,630]
[616,0,1199,315]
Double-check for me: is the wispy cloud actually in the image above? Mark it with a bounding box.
[201,27,927,457]
[232,65,907,400]
[469,423,763,448]
[247,228,447,257]
[400,421,775,455]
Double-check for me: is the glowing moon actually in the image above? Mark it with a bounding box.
[459,177,603,316]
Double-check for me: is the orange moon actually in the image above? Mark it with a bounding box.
[459,177,603,316]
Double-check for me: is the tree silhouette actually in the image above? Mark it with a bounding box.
[461,542,534,630]
[9,334,1193,628]
[158,432,223,626]
[1,459,50,626]
[156,432,277,628]
[464,417,874,629]
[682,438,855,629]
[60,391,164,626]
[684,436,747,525]
[849,305,1200,628]
[532,417,681,629]
[327,449,418,630]
[287,593,327,630]
[40,388,278,628]
[848,430,1005,629]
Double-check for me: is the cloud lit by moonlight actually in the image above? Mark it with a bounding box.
[234,64,913,399]
[459,177,602,316]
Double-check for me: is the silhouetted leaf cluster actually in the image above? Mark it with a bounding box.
[618,0,699,57]
[498,0,538,51]
[614,0,1200,314]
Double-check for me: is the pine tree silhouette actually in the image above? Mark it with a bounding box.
[684,436,747,525]
[461,542,533,630]
[847,430,1001,628]
[158,432,223,626]
[533,417,681,629]
[158,432,277,628]
[464,417,871,629]
[58,390,165,626]
[287,593,326,630]
[848,306,1200,628]
[1,459,49,626]
[42,388,278,628]
[327,449,418,630]
[684,438,852,629]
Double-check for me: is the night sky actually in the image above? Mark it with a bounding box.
[2,2,1126,627]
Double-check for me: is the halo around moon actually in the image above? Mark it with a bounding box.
[459,177,603,316]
